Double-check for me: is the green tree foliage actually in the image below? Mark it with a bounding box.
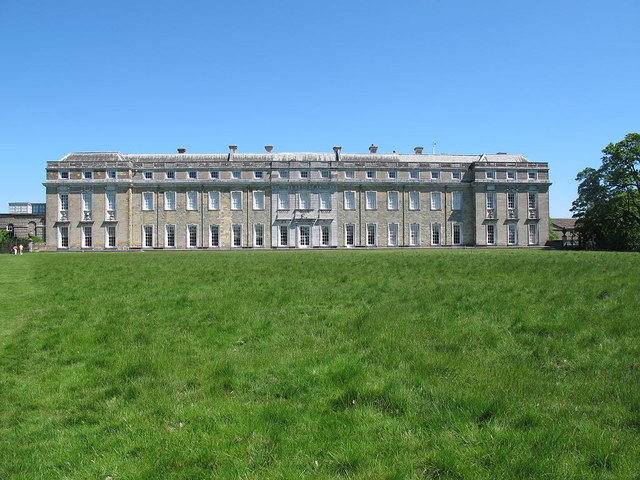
[572,133,640,250]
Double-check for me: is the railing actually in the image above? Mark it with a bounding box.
[486,208,495,219]
[106,210,117,221]
[83,210,93,221]
[507,208,517,219]
[59,210,69,221]
[528,208,538,219]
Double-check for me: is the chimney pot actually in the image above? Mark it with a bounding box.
[369,144,378,153]
[177,147,186,154]
[414,146,423,154]
[265,145,273,153]
[229,145,237,154]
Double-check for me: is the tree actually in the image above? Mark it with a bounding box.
[571,133,640,250]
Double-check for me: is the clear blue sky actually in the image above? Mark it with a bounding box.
[1,0,638,217]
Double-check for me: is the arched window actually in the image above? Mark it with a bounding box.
[7,224,14,236]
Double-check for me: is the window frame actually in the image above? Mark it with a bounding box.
[452,223,462,245]
[409,223,420,246]
[59,171,69,179]
[166,171,175,180]
[83,170,93,179]
[232,224,242,247]
[320,225,330,246]
[300,170,309,179]
[345,224,355,247]
[344,191,356,210]
[298,192,310,210]
[486,171,496,180]
[280,224,289,247]
[209,225,220,247]
[409,191,420,211]
[232,171,241,179]
[388,223,399,246]
[254,171,263,179]
[142,192,154,211]
[366,224,377,247]
[431,223,441,246]
[165,224,176,248]
[187,224,198,248]
[210,171,219,179]
[164,192,176,211]
[365,191,377,210]
[452,191,462,211]
[387,191,399,210]
[186,191,198,211]
[366,171,376,179]
[82,225,93,248]
[143,225,154,248]
[320,192,331,210]
[344,170,355,179]
[507,223,517,245]
[431,171,440,180]
[430,192,442,211]
[106,225,117,248]
[254,224,264,247]
[188,171,197,180]
[58,225,69,248]
[231,191,243,210]
[278,192,289,210]
[253,190,265,210]
[143,171,153,180]
[208,191,220,210]
[487,224,496,245]
[410,170,419,180]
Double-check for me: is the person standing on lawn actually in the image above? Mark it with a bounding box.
[19,244,23,255]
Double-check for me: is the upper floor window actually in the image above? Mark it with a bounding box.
[188,171,197,179]
[507,171,516,180]
[59,194,69,212]
[430,192,442,210]
[320,192,331,210]
[83,171,93,179]
[298,193,310,209]
[388,171,397,179]
[186,192,198,210]
[366,171,376,179]
[452,171,462,180]
[231,191,242,210]
[528,171,537,180]
[321,170,330,179]
[253,191,265,210]
[144,171,153,179]
[208,191,220,210]
[387,191,399,210]
[106,193,116,212]
[431,171,440,180]
[365,191,377,210]
[107,171,116,179]
[409,191,420,210]
[452,191,462,210]
[59,171,69,179]
[143,192,154,211]
[166,171,175,179]
[410,170,419,179]
[82,193,92,212]
[232,171,241,179]
[278,193,289,210]
[164,192,176,210]
[486,171,496,180]
[345,170,355,179]
[279,170,289,179]
[254,171,263,179]
[344,191,356,210]
[210,171,219,179]
[300,170,309,179]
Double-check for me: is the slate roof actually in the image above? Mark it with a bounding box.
[551,218,577,231]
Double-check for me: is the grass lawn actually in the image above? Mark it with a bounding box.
[1,249,639,479]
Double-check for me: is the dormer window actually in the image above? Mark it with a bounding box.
[431,171,440,180]
[107,171,116,179]
[188,171,197,179]
[83,171,93,179]
[166,171,175,179]
[144,171,153,179]
[59,171,69,179]
[300,171,309,179]
[486,171,496,180]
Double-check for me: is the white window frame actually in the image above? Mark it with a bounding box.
[279,170,289,179]
[528,223,538,245]
[209,225,220,247]
[164,192,176,211]
[58,225,69,248]
[452,191,462,211]
[366,224,377,246]
[365,191,377,210]
[345,224,355,247]
[410,170,419,179]
[430,192,441,211]
[186,191,198,211]
[232,171,241,179]
[208,191,220,210]
[253,190,265,210]
[231,191,242,210]
[144,171,153,180]
[300,170,309,179]
[431,171,440,180]
[210,171,219,179]
[165,224,176,248]
[344,170,355,179]
[254,171,263,179]
[387,191,399,211]
[487,224,496,245]
[278,193,289,210]
[452,171,461,180]
[507,224,517,245]
[452,223,462,245]
[298,193,310,210]
[187,225,198,248]
[279,225,288,247]
[409,191,420,211]
[321,170,330,179]
[82,225,92,248]
[320,225,330,246]
[59,171,69,179]
[254,224,264,247]
[388,171,397,179]
[188,171,197,179]
[298,225,311,247]
[528,171,537,180]
[320,193,331,210]
[143,225,154,248]
[507,170,516,180]
[82,193,93,219]
[388,224,399,247]
[344,191,356,210]
[142,192,153,211]
[107,170,116,179]
[366,171,376,179]
[232,224,242,247]
[409,224,420,246]
[166,171,175,179]
[486,171,496,180]
[106,225,117,248]
[83,171,93,179]
[431,223,441,246]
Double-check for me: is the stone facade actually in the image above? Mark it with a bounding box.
[43,148,550,250]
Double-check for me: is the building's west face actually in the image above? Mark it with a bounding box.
[43,147,550,250]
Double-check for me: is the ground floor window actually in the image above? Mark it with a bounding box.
[59,225,69,248]
[321,225,330,246]
[254,224,264,247]
[106,226,116,248]
[280,225,288,247]
[366,224,376,246]
[187,225,198,248]
[83,226,92,248]
[345,224,355,247]
[210,225,219,247]
[388,224,398,246]
[452,223,462,245]
[143,225,153,248]
[431,224,441,245]
[410,224,420,246]
[232,225,242,247]
[299,225,310,247]
[528,223,538,245]
[507,224,517,245]
[487,224,496,245]
[165,225,175,247]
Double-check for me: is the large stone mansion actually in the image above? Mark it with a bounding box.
[44,145,550,250]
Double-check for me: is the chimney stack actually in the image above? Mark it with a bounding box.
[177,147,186,154]
[333,146,342,161]
[369,144,378,153]
[414,146,423,154]
[265,145,273,153]
[229,145,237,154]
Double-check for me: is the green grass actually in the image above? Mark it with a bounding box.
[1,249,639,479]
